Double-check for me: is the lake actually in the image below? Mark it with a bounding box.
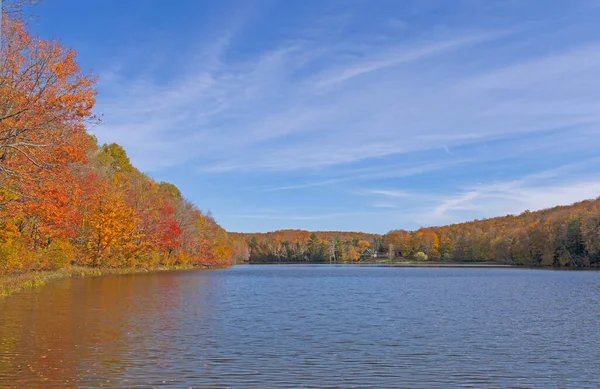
[1,265,600,388]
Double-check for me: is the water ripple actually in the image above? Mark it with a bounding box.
[1,266,600,388]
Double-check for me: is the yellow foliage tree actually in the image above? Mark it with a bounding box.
[345,245,361,262]
[83,180,142,267]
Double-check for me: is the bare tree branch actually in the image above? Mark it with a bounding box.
[2,0,42,17]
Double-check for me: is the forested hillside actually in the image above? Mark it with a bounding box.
[240,197,600,267]
[0,16,245,275]
[385,197,600,267]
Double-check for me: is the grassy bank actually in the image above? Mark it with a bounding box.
[0,264,215,298]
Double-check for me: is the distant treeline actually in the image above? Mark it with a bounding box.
[237,197,600,267]
[232,231,382,263]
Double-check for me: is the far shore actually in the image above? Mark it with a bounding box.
[244,259,507,266]
[243,260,600,269]
[246,261,509,266]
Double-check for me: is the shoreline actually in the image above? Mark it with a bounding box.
[245,260,506,266]
[0,264,223,298]
[242,261,600,269]
[245,262,509,266]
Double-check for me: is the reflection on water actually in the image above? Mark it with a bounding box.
[0,270,218,387]
[1,265,600,388]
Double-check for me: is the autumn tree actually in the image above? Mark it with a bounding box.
[79,173,141,267]
[0,19,97,197]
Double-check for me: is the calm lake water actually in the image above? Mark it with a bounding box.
[1,265,600,388]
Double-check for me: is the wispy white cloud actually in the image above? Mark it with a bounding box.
[93,24,542,173]
[313,32,510,89]
[263,178,347,191]
[89,1,600,232]
[371,203,400,209]
[261,160,470,191]
[422,161,600,225]
[363,189,410,198]
[98,25,600,173]
[432,191,480,218]
[221,211,376,221]
[462,44,600,90]
[429,180,600,223]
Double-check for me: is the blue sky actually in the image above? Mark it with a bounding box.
[30,0,600,233]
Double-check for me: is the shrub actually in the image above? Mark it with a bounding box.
[0,239,32,274]
[414,251,428,261]
[38,238,76,270]
[557,246,571,267]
